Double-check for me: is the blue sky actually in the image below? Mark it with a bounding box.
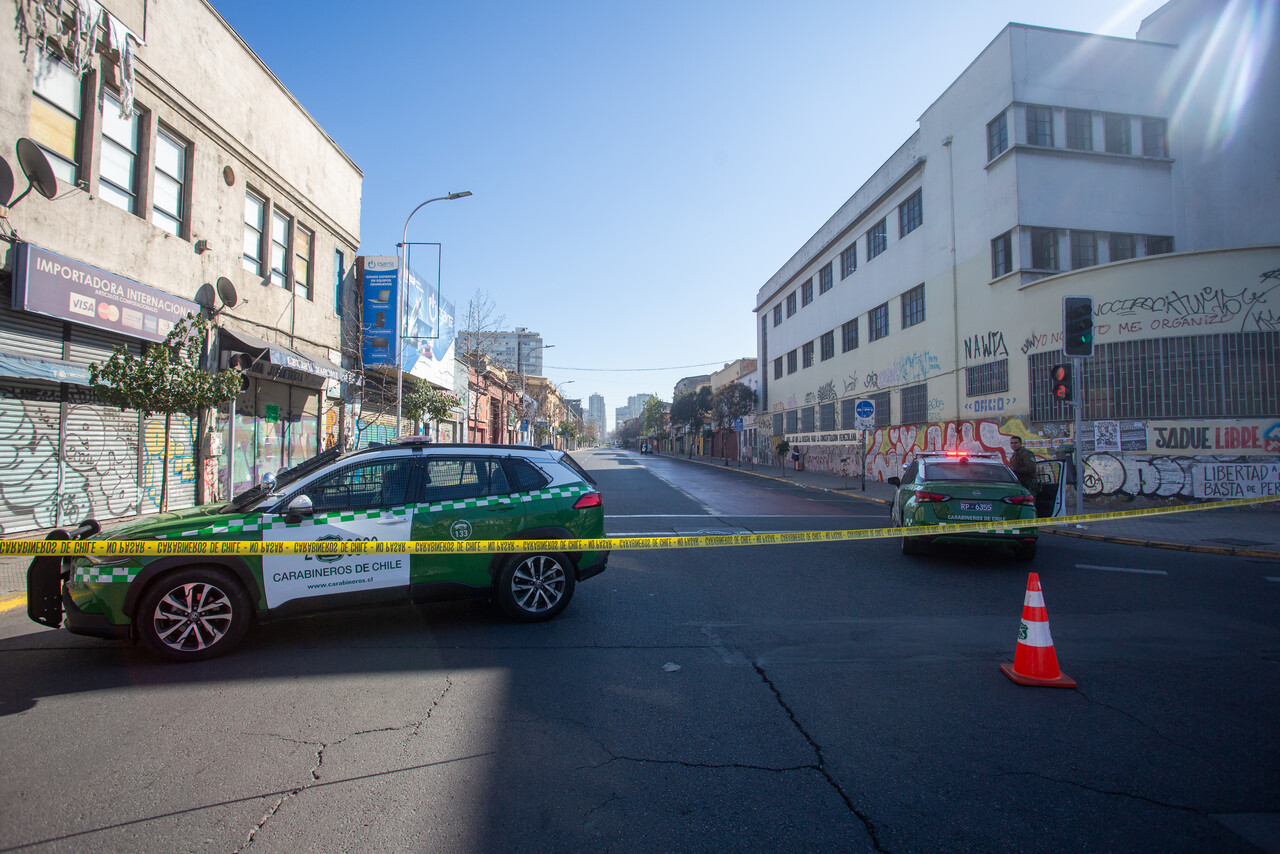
[210,0,1166,431]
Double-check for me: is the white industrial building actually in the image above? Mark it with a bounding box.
[754,0,1279,499]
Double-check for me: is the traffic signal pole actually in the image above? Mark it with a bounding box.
[1062,295,1094,517]
[1073,355,1084,516]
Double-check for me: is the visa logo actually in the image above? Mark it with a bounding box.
[69,293,96,317]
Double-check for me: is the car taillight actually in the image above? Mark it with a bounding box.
[913,490,950,503]
[1004,494,1037,506]
[573,492,602,509]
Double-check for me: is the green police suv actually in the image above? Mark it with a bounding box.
[887,451,1039,560]
[28,440,608,661]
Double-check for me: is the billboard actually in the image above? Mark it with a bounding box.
[402,246,455,390]
[360,256,398,367]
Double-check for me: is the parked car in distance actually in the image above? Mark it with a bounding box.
[30,440,608,661]
[887,451,1038,560]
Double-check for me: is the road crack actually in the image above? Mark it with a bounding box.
[1074,689,1204,756]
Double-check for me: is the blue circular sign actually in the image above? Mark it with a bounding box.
[855,400,875,419]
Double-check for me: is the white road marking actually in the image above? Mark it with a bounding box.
[1266,577,1280,583]
[1077,564,1168,575]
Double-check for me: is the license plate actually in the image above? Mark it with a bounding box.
[959,501,992,512]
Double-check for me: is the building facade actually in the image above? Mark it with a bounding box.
[755,0,1279,499]
[0,0,360,533]
[586,392,605,442]
[461,327,546,377]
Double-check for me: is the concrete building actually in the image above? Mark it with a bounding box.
[674,375,710,398]
[586,392,605,441]
[460,327,546,377]
[0,0,359,533]
[754,0,1279,499]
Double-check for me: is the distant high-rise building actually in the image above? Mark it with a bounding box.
[459,327,546,375]
[587,393,606,438]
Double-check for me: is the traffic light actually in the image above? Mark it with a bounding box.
[1050,364,1073,402]
[1063,295,1094,357]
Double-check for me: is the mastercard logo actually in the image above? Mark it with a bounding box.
[97,303,120,322]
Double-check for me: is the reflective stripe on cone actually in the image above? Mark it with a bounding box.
[1000,572,1076,688]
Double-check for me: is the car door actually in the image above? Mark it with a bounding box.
[893,461,919,524]
[412,456,526,589]
[260,456,422,609]
[1035,458,1066,518]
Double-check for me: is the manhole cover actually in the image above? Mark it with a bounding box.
[1203,538,1270,547]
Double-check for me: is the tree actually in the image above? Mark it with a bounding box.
[640,395,668,435]
[457,290,507,362]
[88,314,241,512]
[670,387,712,431]
[401,379,461,436]
[710,382,758,429]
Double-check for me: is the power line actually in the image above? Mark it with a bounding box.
[541,361,727,373]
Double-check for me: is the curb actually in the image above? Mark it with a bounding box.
[659,453,892,504]
[644,452,1280,559]
[0,593,26,614]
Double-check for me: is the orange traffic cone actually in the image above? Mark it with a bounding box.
[1001,572,1076,688]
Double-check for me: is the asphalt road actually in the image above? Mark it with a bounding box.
[0,447,1277,853]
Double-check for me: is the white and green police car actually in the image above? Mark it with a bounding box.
[28,440,608,661]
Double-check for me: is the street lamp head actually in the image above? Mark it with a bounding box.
[447,191,473,200]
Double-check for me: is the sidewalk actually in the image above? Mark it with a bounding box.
[663,451,1280,560]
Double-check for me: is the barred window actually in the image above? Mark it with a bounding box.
[800,406,815,433]
[773,412,784,436]
[785,410,799,433]
[840,398,858,428]
[869,303,889,341]
[819,262,833,294]
[901,283,925,328]
[987,111,1008,160]
[901,383,928,424]
[899,189,922,237]
[802,278,814,306]
[965,359,1009,396]
[802,341,814,368]
[820,331,835,361]
[867,219,887,259]
[840,243,857,278]
[819,402,835,431]
[842,318,858,352]
[871,391,891,427]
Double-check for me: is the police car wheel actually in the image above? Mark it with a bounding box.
[496,553,575,622]
[137,567,251,662]
[1014,542,1037,562]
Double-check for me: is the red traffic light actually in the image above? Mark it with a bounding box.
[1050,364,1073,401]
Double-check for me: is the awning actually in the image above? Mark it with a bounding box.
[219,326,345,382]
[0,350,91,385]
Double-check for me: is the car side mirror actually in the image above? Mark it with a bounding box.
[285,494,313,523]
[887,477,901,487]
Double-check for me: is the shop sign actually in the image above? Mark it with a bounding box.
[1193,462,1280,499]
[1148,420,1280,455]
[264,404,280,423]
[13,243,199,343]
[361,256,399,367]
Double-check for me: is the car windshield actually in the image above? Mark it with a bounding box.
[926,462,1018,483]
[221,445,347,512]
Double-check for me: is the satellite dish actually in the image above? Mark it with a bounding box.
[216,277,239,308]
[193,283,217,310]
[0,157,13,206]
[15,138,58,201]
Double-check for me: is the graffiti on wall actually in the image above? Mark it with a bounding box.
[964,331,1008,361]
[1094,269,1280,333]
[864,351,942,390]
[142,416,195,511]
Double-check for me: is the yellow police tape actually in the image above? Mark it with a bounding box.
[0,495,1274,557]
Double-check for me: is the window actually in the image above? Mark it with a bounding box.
[152,128,187,236]
[802,341,814,368]
[785,410,799,434]
[1071,231,1097,269]
[243,191,265,274]
[30,52,84,183]
[867,219,887,259]
[991,231,1013,278]
[786,350,797,374]
[801,278,813,307]
[840,243,857,278]
[871,390,891,427]
[334,249,346,315]
[1026,105,1053,146]
[1030,228,1059,270]
[840,398,858,428]
[1065,109,1092,150]
[773,413,784,436]
[99,91,139,213]
[295,459,417,513]
[505,458,550,493]
[987,111,1008,160]
[1109,233,1136,262]
[898,189,922,237]
[965,359,1009,396]
[841,318,858,352]
[1105,114,1131,154]
[294,225,313,300]
[786,292,797,317]
[901,283,925,328]
[1146,235,1174,255]
[424,458,511,503]
[820,330,834,361]
[1142,118,1168,157]
[773,304,783,326]
[901,383,928,424]
[270,209,290,288]
[773,357,783,380]
[800,406,815,433]
[819,262,833,294]
[819,402,835,431]
[869,303,889,341]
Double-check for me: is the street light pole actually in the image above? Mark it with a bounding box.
[396,191,472,436]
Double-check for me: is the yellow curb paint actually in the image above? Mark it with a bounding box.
[0,593,26,613]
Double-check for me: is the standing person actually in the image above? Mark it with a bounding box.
[790,446,802,471]
[1008,436,1039,494]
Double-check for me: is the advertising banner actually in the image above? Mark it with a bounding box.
[1194,462,1280,499]
[402,245,455,390]
[361,256,399,367]
[1148,420,1280,455]
[13,243,199,343]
